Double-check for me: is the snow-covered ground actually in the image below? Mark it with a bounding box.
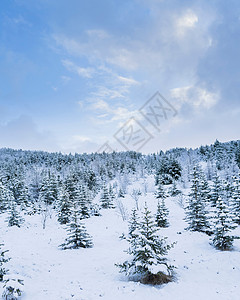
[1,181,240,300]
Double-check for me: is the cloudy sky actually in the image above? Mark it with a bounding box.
[0,0,239,153]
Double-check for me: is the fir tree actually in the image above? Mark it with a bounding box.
[185,166,209,232]
[169,181,181,197]
[155,182,166,199]
[100,183,114,209]
[57,187,72,225]
[78,185,90,219]
[156,199,169,228]
[0,183,12,213]
[117,204,174,283]
[232,174,240,224]
[211,196,238,250]
[211,172,222,207]
[6,202,24,228]
[60,205,93,250]
[39,173,58,205]
[0,243,9,282]
[109,184,116,207]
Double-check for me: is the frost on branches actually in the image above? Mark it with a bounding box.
[117,204,175,285]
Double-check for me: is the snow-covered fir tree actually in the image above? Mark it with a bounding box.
[100,182,114,209]
[57,186,72,225]
[108,184,116,207]
[156,199,169,228]
[60,204,93,249]
[211,195,238,250]
[6,201,24,227]
[185,166,209,233]
[0,243,9,282]
[211,172,222,207]
[0,183,12,212]
[78,185,90,219]
[39,173,59,205]
[117,204,174,284]
[155,182,166,199]
[232,173,240,224]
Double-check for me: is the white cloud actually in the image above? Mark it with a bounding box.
[62,59,94,78]
[171,85,219,109]
[176,10,199,37]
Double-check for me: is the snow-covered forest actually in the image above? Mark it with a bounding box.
[1,139,240,299]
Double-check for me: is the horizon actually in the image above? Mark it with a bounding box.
[0,137,238,156]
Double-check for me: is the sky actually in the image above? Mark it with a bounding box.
[0,0,239,154]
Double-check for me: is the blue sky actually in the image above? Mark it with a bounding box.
[0,0,239,153]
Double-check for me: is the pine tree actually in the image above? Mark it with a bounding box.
[39,173,58,205]
[156,199,169,228]
[169,180,181,196]
[231,173,240,224]
[78,185,90,219]
[0,243,9,282]
[0,183,12,213]
[155,182,166,199]
[108,184,116,208]
[211,172,222,207]
[60,205,93,249]
[117,204,174,283]
[185,166,209,232]
[211,196,238,250]
[6,202,24,227]
[100,183,114,209]
[57,187,72,225]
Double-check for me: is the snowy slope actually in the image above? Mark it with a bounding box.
[1,183,240,300]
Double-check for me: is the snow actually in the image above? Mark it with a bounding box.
[1,179,240,300]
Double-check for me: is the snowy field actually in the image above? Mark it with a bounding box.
[1,178,240,300]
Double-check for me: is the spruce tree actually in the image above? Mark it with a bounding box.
[117,204,174,283]
[57,187,72,225]
[211,196,238,250]
[6,202,24,227]
[211,172,222,207]
[185,166,209,232]
[232,174,240,224]
[78,185,90,219]
[39,173,58,205]
[108,184,116,207]
[155,182,166,199]
[100,183,114,209]
[0,243,9,282]
[60,205,93,250]
[156,199,169,228]
[0,183,12,213]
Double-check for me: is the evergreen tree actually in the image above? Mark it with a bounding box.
[169,181,181,197]
[185,166,209,232]
[108,184,116,207]
[211,172,222,207]
[231,174,240,224]
[124,208,140,249]
[117,204,174,283]
[100,183,114,209]
[57,187,72,225]
[155,182,166,199]
[0,243,9,282]
[211,196,238,250]
[39,173,58,205]
[6,202,24,227]
[60,205,93,249]
[0,183,12,213]
[156,199,169,228]
[78,185,90,219]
